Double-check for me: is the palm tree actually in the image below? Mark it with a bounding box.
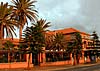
[66,32,82,65]
[3,40,14,69]
[4,40,14,50]
[0,2,17,48]
[22,19,50,68]
[11,0,38,39]
[49,33,67,61]
[3,40,14,62]
[45,33,54,50]
[33,19,51,32]
[51,33,67,50]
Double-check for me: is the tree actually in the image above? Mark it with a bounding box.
[3,40,14,63]
[52,33,67,61]
[92,31,99,41]
[3,40,14,50]
[91,31,99,46]
[45,33,54,50]
[11,0,38,39]
[91,31,99,62]
[22,19,50,68]
[51,33,67,50]
[66,32,82,65]
[0,2,17,48]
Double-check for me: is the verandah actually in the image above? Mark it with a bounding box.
[0,50,26,63]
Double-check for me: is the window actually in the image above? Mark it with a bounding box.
[0,51,26,63]
[46,52,70,62]
[10,52,26,62]
[0,53,8,63]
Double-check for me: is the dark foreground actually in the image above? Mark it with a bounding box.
[54,63,100,71]
[1,62,100,71]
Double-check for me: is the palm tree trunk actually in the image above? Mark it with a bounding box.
[20,54,22,61]
[8,50,11,69]
[8,52,10,63]
[76,54,79,64]
[38,53,40,65]
[0,25,3,48]
[19,26,22,40]
[27,53,31,69]
[73,54,77,65]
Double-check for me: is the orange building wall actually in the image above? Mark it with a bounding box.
[0,28,93,68]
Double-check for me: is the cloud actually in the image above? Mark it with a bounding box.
[36,0,100,36]
[1,0,100,37]
[36,0,80,29]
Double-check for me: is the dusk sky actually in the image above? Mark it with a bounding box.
[1,0,100,38]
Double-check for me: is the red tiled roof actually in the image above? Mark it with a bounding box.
[46,28,90,35]
[55,28,80,34]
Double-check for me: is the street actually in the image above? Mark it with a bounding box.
[1,62,100,71]
[54,63,100,71]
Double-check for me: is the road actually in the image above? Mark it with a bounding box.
[54,63,100,71]
[1,62,100,71]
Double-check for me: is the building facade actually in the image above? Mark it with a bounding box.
[0,27,100,68]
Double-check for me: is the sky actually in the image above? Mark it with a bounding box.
[1,0,100,38]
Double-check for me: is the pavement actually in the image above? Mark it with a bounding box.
[32,62,99,71]
[32,61,100,71]
[0,62,100,71]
